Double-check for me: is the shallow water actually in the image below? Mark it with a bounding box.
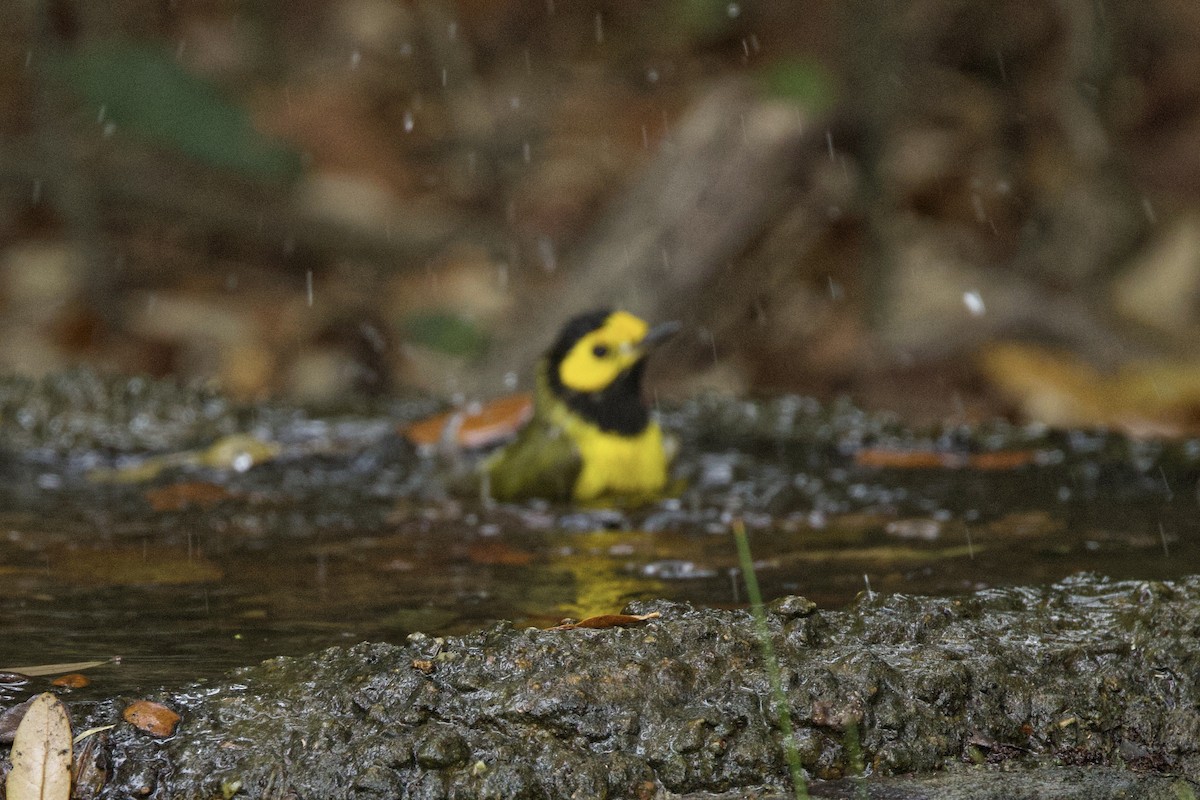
[1,384,1197,694]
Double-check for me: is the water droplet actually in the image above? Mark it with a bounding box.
[963,290,985,316]
[350,50,361,68]
[727,3,741,18]
[403,110,414,133]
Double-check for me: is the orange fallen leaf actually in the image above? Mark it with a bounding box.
[6,692,72,800]
[50,673,90,689]
[854,448,1039,471]
[403,393,533,450]
[551,612,661,631]
[966,450,1038,470]
[854,449,958,469]
[144,481,234,512]
[122,701,180,737]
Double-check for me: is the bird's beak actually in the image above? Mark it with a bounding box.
[640,320,681,350]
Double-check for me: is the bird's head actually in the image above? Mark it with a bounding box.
[543,309,679,433]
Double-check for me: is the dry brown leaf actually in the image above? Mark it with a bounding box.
[0,698,34,744]
[5,692,73,800]
[71,728,109,799]
[551,611,661,631]
[122,700,180,738]
[144,481,234,512]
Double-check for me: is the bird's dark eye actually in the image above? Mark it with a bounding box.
[592,344,610,358]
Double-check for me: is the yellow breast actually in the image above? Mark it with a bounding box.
[550,403,669,501]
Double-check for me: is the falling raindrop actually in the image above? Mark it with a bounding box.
[306,270,314,307]
[403,110,414,133]
[594,12,604,44]
[350,50,361,68]
[537,237,556,272]
[727,3,741,18]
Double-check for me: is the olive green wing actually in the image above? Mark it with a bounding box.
[483,415,582,502]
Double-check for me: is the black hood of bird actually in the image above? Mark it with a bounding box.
[543,309,676,436]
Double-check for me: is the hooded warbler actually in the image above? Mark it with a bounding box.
[483,309,679,503]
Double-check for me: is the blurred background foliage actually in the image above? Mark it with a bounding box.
[1,0,1200,431]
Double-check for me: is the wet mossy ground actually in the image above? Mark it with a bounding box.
[55,574,1200,799]
[4,372,1200,798]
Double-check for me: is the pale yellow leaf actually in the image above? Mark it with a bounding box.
[73,724,115,745]
[5,692,73,800]
[0,660,111,677]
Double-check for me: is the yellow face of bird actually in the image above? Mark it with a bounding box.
[556,311,650,393]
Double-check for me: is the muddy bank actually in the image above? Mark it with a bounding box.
[37,574,1200,798]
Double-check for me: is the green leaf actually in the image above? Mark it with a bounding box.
[759,58,837,114]
[402,311,490,359]
[53,40,301,181]
[675,0,740,39]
